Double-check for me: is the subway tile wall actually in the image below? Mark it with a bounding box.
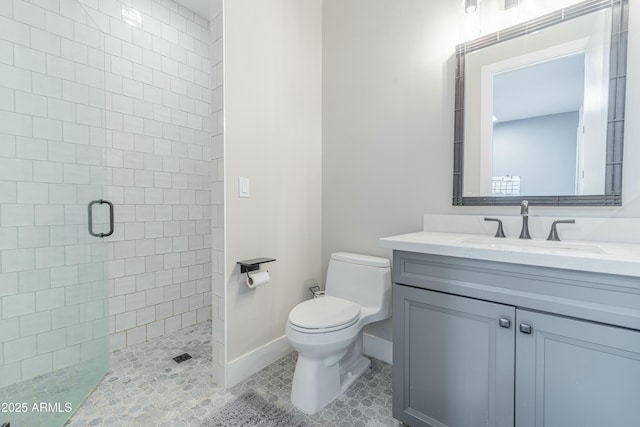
[0,0,212,387]
[83,0,213,351]
[0,0,111,388]
[209,4,224,386]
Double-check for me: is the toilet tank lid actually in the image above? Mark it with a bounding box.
[330,252,390,268]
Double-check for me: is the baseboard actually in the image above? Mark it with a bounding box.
[226,335,293,388]
[363,333,393,365]
[227,333,391,388]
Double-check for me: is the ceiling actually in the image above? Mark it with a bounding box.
[174,0,210,19]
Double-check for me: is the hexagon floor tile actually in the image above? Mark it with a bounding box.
[66,321,400,426]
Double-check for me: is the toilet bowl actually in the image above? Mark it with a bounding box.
[285,252,391,414]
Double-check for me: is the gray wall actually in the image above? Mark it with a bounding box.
[322,0,640,344]
[322,0,460,340]
[493,111,579,196]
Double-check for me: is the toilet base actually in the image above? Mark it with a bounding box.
[339,355,370,394]
[290,337,371,414]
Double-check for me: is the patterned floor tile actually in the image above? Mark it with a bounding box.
[67,321,400,426]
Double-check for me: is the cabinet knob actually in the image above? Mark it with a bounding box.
[519,323,533,334]
[499,318,511,328]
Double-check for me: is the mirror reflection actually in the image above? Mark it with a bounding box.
[492,53,585,196]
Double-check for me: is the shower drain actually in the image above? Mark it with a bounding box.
[173,353,192,363]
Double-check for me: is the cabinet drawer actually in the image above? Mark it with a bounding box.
[393,250,640,331]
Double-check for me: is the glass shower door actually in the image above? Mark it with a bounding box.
[0,1,110,425]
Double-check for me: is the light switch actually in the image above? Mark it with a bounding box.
[239,177,250,198]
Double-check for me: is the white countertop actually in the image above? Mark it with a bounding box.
[380,231,640,278]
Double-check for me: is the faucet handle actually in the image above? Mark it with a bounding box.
[484,217,506,238]
[547,219,576,241]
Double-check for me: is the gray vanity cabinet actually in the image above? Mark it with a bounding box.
[391,251,640,427]
[515,309,640,427]
[393,285,516,427]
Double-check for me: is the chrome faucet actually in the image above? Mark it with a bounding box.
[519,200,531,239]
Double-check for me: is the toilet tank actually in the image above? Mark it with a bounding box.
[325,252,391,318]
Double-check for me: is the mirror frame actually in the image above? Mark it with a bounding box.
[453,0,628,206]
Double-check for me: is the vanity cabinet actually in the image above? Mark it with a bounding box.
[393,285,515,427]
[515,309,640,427]
[392,251,640,427]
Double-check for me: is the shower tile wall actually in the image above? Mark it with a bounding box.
[0,0,110,388]
[0,0,213,384]
[208,3,224,385]
[77,0,213,351]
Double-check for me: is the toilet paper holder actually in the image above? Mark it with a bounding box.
[237,257,276,275]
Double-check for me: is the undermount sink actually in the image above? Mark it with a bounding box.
[459,236,606,254]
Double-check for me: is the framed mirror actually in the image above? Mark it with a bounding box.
[453,0,628,206]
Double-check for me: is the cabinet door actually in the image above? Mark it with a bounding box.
[516,309,640,427]
[393,285,516,427]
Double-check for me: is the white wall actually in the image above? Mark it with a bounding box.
[322,0,640,343]
[224,0,322,381]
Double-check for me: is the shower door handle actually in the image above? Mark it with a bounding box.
[88,199,114,238]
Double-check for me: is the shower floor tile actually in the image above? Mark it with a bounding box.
[66,321,400,426]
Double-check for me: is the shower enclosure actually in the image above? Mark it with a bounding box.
[0,1,110,425]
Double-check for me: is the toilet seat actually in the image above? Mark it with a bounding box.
[288,296,360,334]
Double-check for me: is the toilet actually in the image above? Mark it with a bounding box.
[285,252,392,414]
